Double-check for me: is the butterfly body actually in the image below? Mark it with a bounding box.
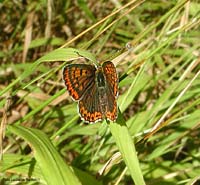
[63,61,118,123]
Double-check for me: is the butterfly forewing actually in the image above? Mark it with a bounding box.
[102,61,118,121]
[63,64,96,100]
[102,61,118,97]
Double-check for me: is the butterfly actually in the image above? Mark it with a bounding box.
[63,61,118,123]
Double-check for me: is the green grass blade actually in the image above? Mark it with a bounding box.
[7,125,81,185]
[109,122,145,185]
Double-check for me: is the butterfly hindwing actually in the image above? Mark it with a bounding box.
[78,83,103,123]
[105,86,118,121]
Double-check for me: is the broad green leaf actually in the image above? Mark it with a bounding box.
[20,48,97,81]
[0,154,45,184]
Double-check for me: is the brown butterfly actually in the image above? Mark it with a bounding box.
[63,61,118,123]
